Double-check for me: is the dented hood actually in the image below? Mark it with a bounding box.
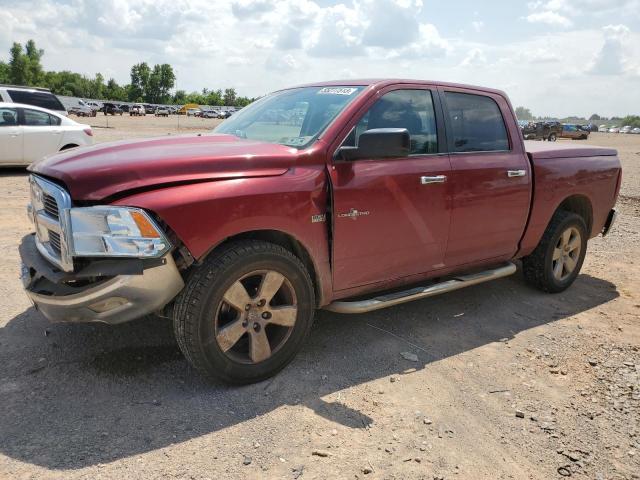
[29,134,297,201]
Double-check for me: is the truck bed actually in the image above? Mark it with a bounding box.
[525,140,617,160]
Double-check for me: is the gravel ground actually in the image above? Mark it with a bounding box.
[0,123,638,480]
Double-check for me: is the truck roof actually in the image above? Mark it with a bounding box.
[283,79,508,97]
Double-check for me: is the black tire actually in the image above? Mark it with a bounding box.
[548,133,557,142]
[173,240,315,384]
[522,211,588,293]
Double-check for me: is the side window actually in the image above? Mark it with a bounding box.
[7,90,65,111]
[444,92,509,152]
[0,108,18,127]
[347,89,438,155]
[24,109,53,126]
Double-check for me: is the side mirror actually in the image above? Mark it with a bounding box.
[338,128,410,161]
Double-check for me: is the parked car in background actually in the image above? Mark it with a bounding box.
[0,85,67,116]
[632,127,640,134]
[217,110,233,119]
[186,108,201,117]
[519,121,562,141]
[609,127,620,133]
[560,124,589,140]
[130,104,145,116]
[144,104,156,115]
[68,100,96,117]
[0,102,93,166]
[155,106,169,117]
[598,125,609,132]
[119,104,130,113]
[102,103,123,116]
[20,79,621,384]
[201,110,218,119]
[620,126,633,134]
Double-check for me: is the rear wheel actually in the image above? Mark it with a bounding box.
[173,240,315,384]
[522,211,587,293]
[548,133,557,142]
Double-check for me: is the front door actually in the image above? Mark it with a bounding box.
[0,107,22,164]
[439,88,531,267]
[330,88,452,291]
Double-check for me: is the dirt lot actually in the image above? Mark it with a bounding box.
[0,120,638,480]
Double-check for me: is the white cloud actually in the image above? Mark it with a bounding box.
[526,11,572,27]
[588,24,632,75]
[471,21,484,32]
[0,0,638,117]
[459,48,487,67]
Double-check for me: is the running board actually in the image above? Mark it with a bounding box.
[324,262,517,314]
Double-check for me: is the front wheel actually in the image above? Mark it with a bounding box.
[522,211,587,293]
[548,133,557,142]
[173,240,315,384]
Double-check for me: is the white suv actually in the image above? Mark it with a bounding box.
[0,85,67,116]
[0,102,93,166]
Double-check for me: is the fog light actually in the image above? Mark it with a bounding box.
[88,297,128,313]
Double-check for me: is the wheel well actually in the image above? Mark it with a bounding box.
[211,230,321,306]
[60,144,78,151]
[556,195,593,233]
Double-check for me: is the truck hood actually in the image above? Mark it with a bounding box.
[29,134,298,201]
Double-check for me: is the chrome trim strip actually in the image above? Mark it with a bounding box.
[324,263,517,314]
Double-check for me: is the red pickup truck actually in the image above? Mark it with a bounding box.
[21,79,621,384]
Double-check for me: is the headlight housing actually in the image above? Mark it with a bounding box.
[68,207,171,258]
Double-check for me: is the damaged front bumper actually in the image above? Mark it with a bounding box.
[19,234,184,324]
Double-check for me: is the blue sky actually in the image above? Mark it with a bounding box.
[1,0,639,117]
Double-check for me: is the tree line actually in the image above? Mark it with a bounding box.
[0,40,255,107]
[515,107,640,128]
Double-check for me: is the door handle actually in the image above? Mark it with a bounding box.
[421,175,447,185]
[507,170,526,178]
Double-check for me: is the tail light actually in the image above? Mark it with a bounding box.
[83,128,93,137]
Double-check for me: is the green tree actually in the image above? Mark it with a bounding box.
[104,78,126,101]
[156,63,175,103]
[0,61,9,83]
[129,62,150,101]
[515,106,533,121]
[9,42,29,85]
[223,87,237,106]
[619,115,640,128]
[173,89,187,104]
[589,114,601,121]
[25,39,44,85]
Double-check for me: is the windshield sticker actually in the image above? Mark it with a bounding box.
[280,136,312,147]
[317,87,358,95]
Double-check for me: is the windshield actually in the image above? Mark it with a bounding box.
[214,86,365,148]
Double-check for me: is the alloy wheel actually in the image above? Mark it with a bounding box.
[552,226,582,281]
[213,270,298,364]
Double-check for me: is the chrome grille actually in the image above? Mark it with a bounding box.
[29,175,73,271]
[43,193,59,219]
[48,230,62,254]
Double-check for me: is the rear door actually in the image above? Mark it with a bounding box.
[21,108,63,164]
[330,86,452,291]
[439,87,531,267]
[0,107,23,164]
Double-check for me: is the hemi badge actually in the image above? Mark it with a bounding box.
[311,214,326,223]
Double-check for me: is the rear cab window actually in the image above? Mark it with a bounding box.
[443,91,509,152]
[7,89,65,112]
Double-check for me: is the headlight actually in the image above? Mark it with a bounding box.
[68,207,171,258]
